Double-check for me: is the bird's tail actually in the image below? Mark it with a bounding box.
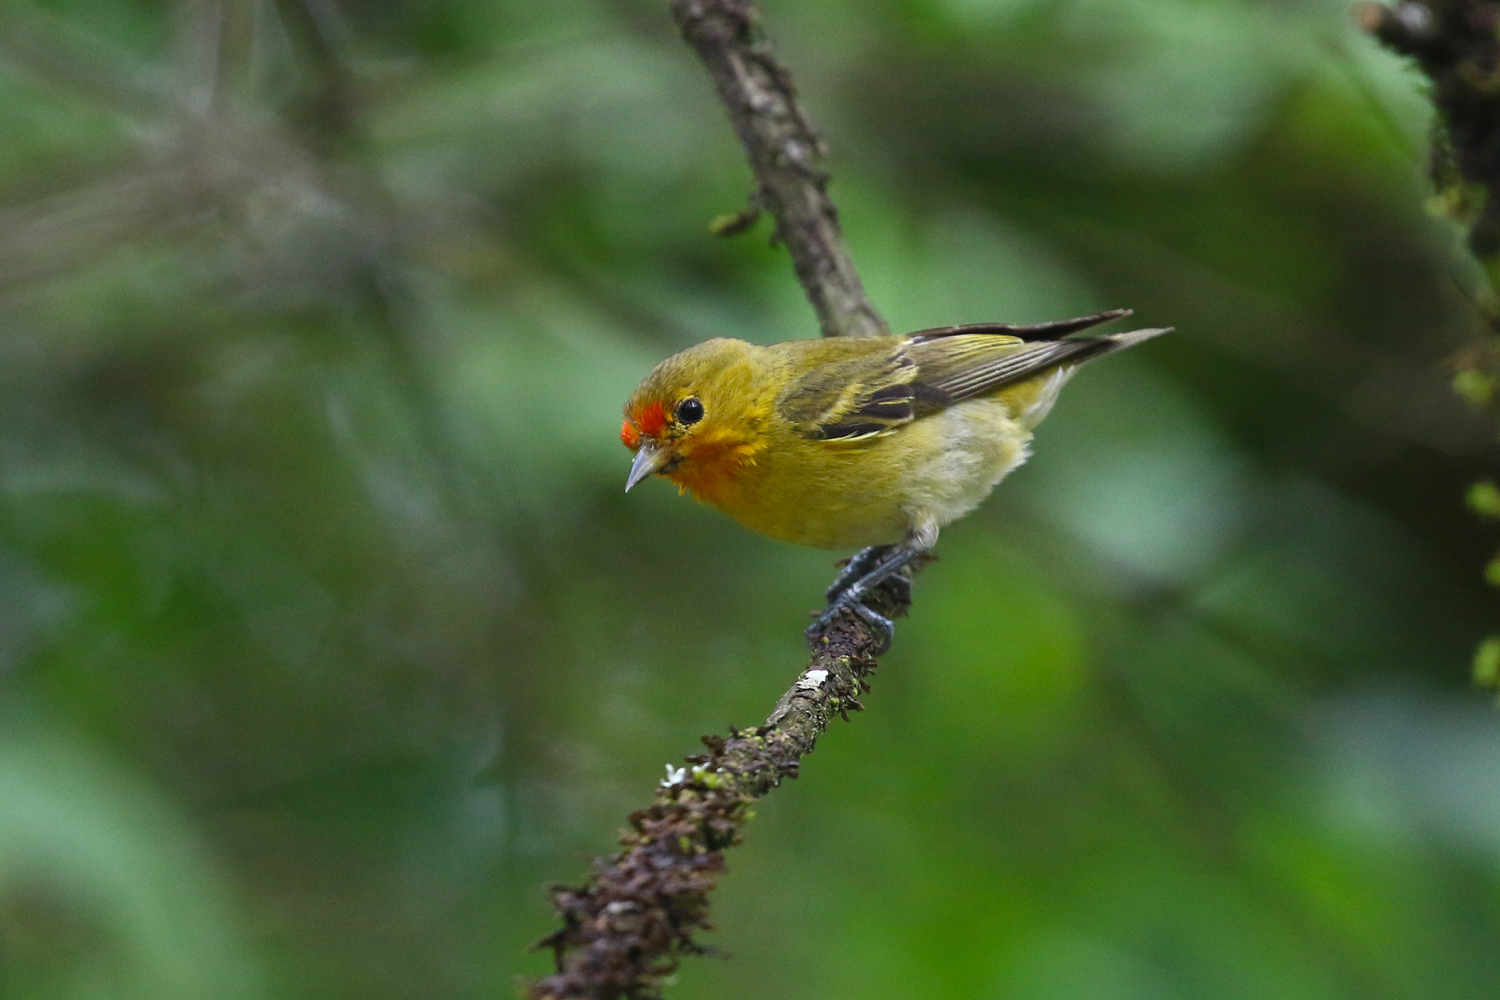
[1101,325,1173,350]
[1036,323,1172,374]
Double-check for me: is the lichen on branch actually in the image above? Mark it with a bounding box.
[528,570,917,1000]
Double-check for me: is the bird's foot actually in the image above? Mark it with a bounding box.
[808,546,918,654]
[826,544,893,602]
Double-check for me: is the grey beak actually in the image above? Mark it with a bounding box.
[625,444,667,492]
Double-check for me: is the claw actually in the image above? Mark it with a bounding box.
[845,601,896,654]
[825,544,892,602]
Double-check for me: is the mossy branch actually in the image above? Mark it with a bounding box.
[1359,0,1500,695]
[527,568,920,999]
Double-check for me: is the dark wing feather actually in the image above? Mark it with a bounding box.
[776,348,939,441]
[907,336,1118,403]
[906,308,1131,343]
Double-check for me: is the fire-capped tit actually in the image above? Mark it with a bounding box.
[621,309,1169,647]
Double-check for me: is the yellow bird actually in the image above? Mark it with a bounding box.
[621,309,1168,645]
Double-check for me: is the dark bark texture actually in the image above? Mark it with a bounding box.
[1359,0,1500,256]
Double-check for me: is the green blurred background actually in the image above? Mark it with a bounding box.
[1,0,1498,997]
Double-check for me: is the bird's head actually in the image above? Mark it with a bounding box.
[621,338,766,494]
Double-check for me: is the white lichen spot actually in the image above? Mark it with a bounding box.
[798,668,829,691]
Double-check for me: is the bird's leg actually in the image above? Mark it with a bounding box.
[825,544,893,602]
[808,546,919,654]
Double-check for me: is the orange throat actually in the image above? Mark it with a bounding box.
[665,430,764,510]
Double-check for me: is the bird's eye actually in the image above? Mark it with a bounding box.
[676,397,704,425]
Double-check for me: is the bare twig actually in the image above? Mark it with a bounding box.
[529,565,920,1000]
[670,0,888,339]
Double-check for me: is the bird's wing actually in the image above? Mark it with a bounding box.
[777,314,1162,441]
[775,345,935,442]
[905,312,1169,404]
[905,307,1131,342]
[902,333,1114,404]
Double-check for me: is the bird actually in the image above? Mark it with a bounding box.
[620,308,1169,649]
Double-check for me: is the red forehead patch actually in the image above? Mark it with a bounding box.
[620,418,640,450]
[636,400,667,437]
